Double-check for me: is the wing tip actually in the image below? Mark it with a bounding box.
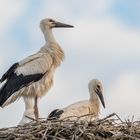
[47,109,64,121]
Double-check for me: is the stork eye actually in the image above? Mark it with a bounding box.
[97,85,100,89]
[49,19,54,22]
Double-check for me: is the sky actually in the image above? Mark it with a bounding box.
[0,0,140,128]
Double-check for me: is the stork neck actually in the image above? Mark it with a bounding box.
[43,28,56,44]
[89,91,100,114]
[89,91,98,102]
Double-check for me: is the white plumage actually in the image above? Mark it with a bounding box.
[48,79,105,121]
[0,18,74,125]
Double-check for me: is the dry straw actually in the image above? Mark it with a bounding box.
[0,113,140,140]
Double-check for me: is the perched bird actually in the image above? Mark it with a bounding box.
[0,18,74,124]
[47,79,105,121]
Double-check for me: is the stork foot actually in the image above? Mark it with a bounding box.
[18,109,35,125]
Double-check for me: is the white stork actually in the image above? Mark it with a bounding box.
[0,18,74,124]
[47,79,105,121]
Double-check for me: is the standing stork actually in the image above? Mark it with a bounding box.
[47,79,105,121]
[0,18,74,124]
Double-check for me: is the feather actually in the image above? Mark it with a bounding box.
[0,73,44,107]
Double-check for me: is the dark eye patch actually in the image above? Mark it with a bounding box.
[97,85,100,89]
[95,85,100,93]
[49,19,55,22]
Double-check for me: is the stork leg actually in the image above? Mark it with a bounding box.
[19,97,35,125]
[34,96,39,120]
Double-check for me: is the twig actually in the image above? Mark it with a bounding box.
[0,113,139,140]
[25,115,37,121]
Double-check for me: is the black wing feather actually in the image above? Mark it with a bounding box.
[0,73,44,107]
[47,109,64,120]
[0,63,19,82]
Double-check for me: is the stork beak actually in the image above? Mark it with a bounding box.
[55,22,74,28]
[96,90,105,108]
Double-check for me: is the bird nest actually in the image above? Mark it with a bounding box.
[0,113,140,140]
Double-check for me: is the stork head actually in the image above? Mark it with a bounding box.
[40,18,74,31]
[88,79,105,108]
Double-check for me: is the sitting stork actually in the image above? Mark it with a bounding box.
[0,18,74,124]
[47,79,105,121]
